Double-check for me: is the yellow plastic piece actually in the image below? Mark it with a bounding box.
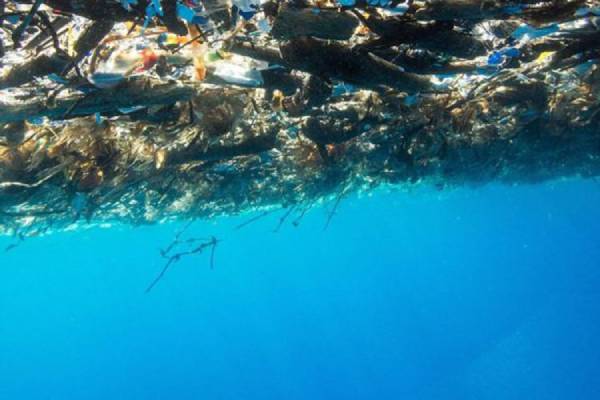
[536,51,555,63]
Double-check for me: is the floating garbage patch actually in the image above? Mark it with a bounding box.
[1,0,600,235]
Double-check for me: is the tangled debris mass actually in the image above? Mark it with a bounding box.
[1,0,600,236]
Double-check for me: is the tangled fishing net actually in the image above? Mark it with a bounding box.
[1,0,600,236]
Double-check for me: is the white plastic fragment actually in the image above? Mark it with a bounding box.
[212,62,264,87]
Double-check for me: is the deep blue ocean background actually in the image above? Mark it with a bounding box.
[1,180,600,399]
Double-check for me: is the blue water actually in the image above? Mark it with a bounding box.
[1,180,600,399]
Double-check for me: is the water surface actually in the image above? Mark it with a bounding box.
[1,181,600,399]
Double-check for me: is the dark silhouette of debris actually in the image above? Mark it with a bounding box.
[146,234,218,293]
[324,188,347,231]
[274,205,297,233]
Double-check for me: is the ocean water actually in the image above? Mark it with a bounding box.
[1,180,600,400]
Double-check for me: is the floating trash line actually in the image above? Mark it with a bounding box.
[0,0,599,236]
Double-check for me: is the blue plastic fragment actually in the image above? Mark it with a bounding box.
[142,7,155,31]
[6,15,20,24]
[239,9,257,21]
[177,3,195,21]
[231,4,257,21]
[142,0,164,32]
[487,47,520,66]
[488,52,503,65]
[337,0,396,9]
[177,3,209,24]
[332,83,356,96]
[504,47,520,58]
[151,0,164,16]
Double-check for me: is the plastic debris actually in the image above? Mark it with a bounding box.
[176,1,210,25]
[487,47,521,66]
[89,72,126,89]
[232,0,260,20]
[0,0,599,234]
[212,62,264,86]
